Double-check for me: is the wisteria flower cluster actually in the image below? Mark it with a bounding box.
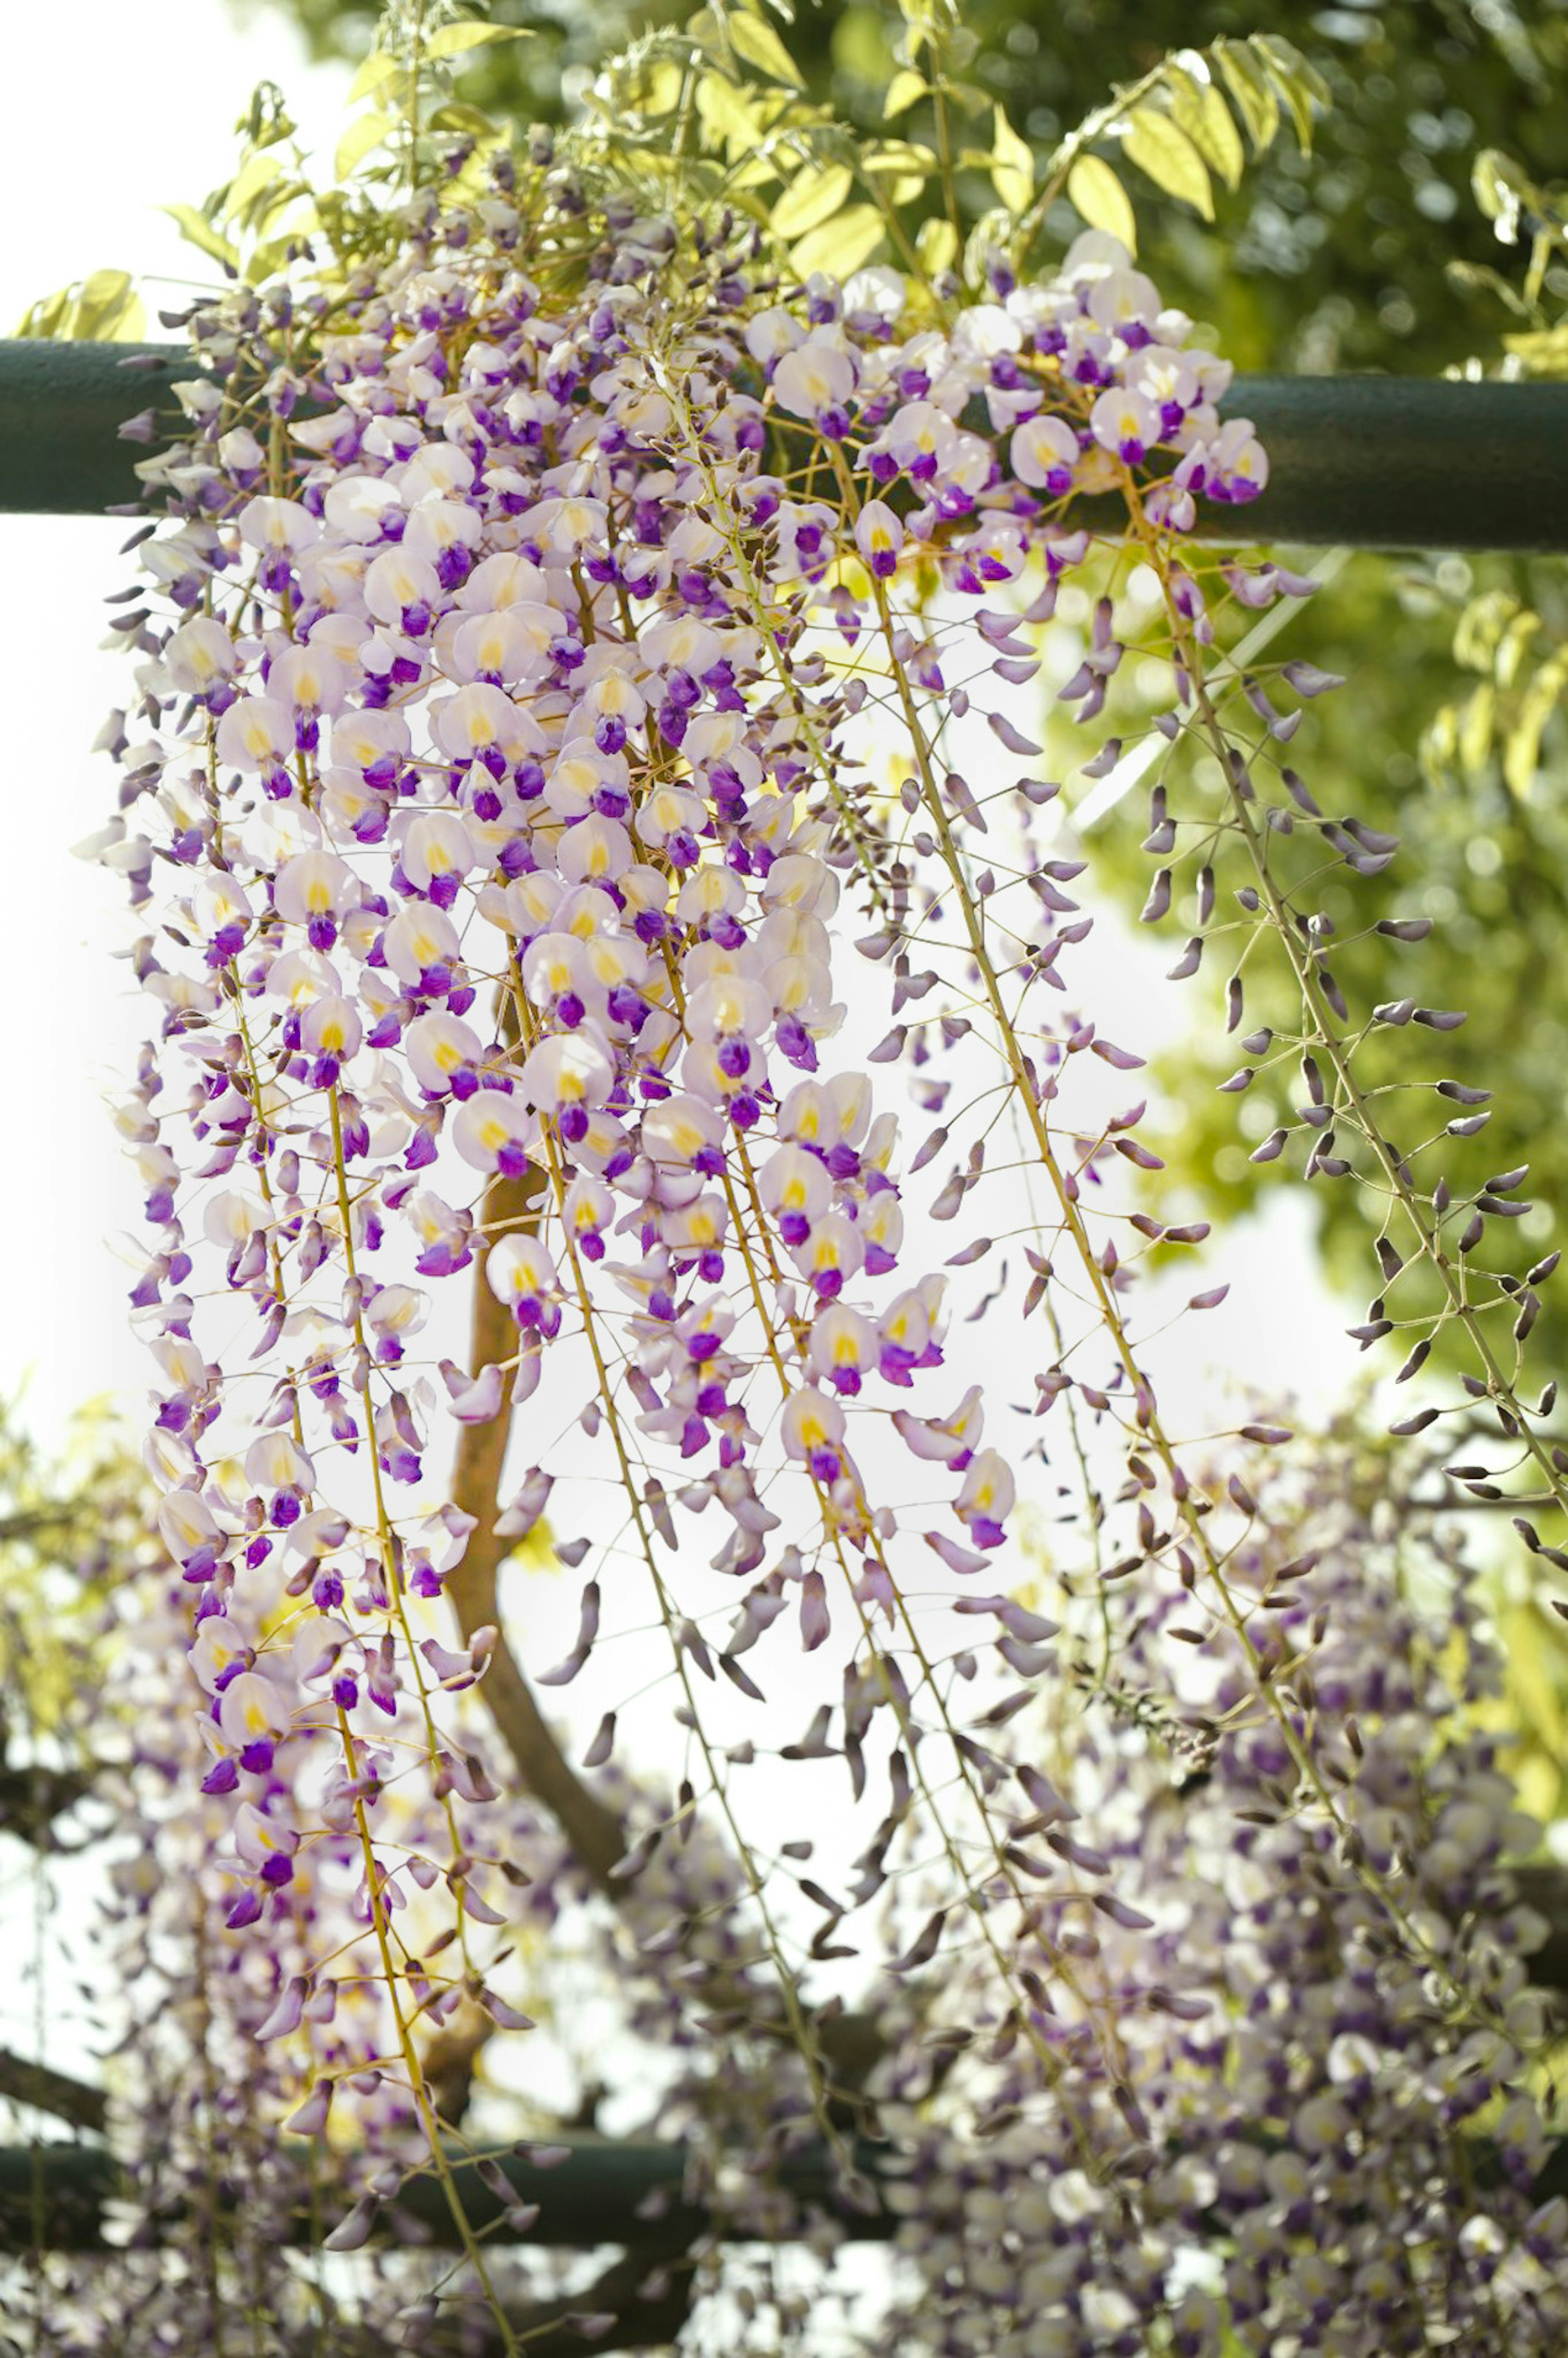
[872,1464,1568,2358]
[96,158,1264,1962]
[33,4,1568,2351]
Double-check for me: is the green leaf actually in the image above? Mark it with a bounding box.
[73,268,132,327]
[251,177,312,236]
[224,147,284,221]
[860,140,933,206]
[1121,107,1213,220]
[1251,33,1330,110]
[791,202,884,278]
[1473,148,1530,243]
[990,104,1034,216]
[1250,36,1319,154]
[1504,652,1568,797]
[73,270,143,341]
[728,9,805,87]
[1454,590,1519,673]
[346,49,401,105]
[771,163,854,240]
[963,203,1013,287]
[15,285,71,338]
[1212,40,1278,156]
[914,215,959,276]
[636,59,686,116]
[696,69,762,150]
[1065,154,1136,252]
[944,77,992,122]
[245,235,303,288]
[1459,680,1495,778]
[1167,62,1245,192]
[160,205,239,271]
[1501,323,1568,374]
[1495,607,1541,691]
[423,21,533,61]
[427,102,505,136]
[336,109,395,183]
[883,68,927,118]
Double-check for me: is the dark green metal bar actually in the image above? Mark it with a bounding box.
[0,342,187,517]
[0,2134,895,2253]
[7,2120,1565,2257]
[0,340,1565,550]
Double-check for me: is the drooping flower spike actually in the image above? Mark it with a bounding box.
[71,29,1568,2351]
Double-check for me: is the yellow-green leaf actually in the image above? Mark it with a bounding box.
[883,67,927,118]
[637,58,686,116]
[914,215,959,276]
[696,69,762,150]
[1121,108,1213,220]
[1168,61,1245,192]
[771,163,854,240]
[347,49,400,104]
[424,21,533,61]
[1213,40,1278,155]
[1495,607,1541,690]
[225,147,285,220]
[428,101,504,136]
[1502,322,1568,374]
[70,270,143,341]
[1250,37,1317,153]
[859,140,933,180]
[336,109,394,183]
[990,104,1033,216]
[945,77,992,123]
[245,178,309,238]
[1505,652,1567,797]
[16,285,71,338]
[728,8,805,87]
[1256,32,1330,107]
[1459,681,1496,778]
[160,205,239,271]
[791,201,884,278]
[1454,589,1517,674]
[1065,154,1136,252]
[245,236,304,289]
[1473,149,1532,243]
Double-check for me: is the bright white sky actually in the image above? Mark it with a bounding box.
[0,2,353,1438]
[0,0,1357,1460]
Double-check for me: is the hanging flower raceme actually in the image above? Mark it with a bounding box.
[81,44,1568,2352]
[94,144,1282,2020]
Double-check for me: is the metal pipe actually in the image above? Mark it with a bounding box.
[0,2134,895,2253]
[0,341,1564,550]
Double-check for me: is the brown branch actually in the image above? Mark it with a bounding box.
[445,1166,628,1887]
[285,2244,698,2358]
[461,2246,698,2358]
[0,1763,98,1846]
[443,1178,897,2105]
[0,2050,107,2135]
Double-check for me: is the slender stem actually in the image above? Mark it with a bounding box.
[1138,522,1568,1530]
[824,468,1512,2026]
[337,1708,522,2356]
[505,977,860,2174]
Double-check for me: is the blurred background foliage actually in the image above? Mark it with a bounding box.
[244,0,1565,372]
